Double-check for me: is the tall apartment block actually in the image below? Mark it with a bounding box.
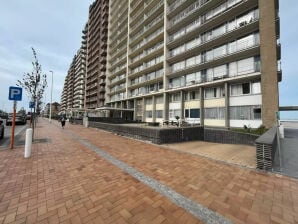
[60,41,87,112]
[106,0,281,128]
[85,0,109,109]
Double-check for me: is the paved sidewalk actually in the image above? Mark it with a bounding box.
[0,119,297,224]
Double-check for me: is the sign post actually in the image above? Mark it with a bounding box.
[8,86,23,149]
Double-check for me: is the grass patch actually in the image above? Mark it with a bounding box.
[231,125,268,136]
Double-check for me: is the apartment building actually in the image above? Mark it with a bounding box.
[73,48,86,109]
[106,0,281,128]
[85,0,109,109]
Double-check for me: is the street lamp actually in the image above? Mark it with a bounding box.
[49,70,53,123]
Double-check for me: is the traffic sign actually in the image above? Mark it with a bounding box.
[8,86,22,101]
[29,101,35,109]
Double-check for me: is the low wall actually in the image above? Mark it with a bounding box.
[89,121,204,144]
[255,127,277,170]
[204,128,258,146]
[70,118,83,125]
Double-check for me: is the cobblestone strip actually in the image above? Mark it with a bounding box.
[68,131,233,224]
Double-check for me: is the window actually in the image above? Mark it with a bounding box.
[205,87,224,99]
[238,57,254,75]
[230,106,262,120]
[186,73,195,85]
[213,45,227,58]
[172,61,185,72]
[146,98,152,105]
[156,96,163,104]
[228,62,237,77]
[252,82,261,94]
[186,57,196,67]
[169,109,181,119]
[204,107,225,119]
[253,107,261,120]
[237,34,255,51]
[190,109,200,118]
[156,110,163,118]
[213,65,227,78]
[146,111,152,118]
[230,83,250,96]
[190,91,200,100]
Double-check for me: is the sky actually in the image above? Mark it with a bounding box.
[0,1,297,119]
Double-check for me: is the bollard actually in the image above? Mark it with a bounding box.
[25,128,33,158]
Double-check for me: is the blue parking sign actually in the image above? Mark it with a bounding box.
[8,86,22,101]
[29,101,35,108]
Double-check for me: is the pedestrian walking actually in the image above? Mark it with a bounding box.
[60,115,66,129]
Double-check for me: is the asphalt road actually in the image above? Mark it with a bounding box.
[0,119,28,149]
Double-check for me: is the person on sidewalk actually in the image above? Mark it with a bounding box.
[60,115,66,129]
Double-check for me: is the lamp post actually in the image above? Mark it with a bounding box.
[49,70,53,123]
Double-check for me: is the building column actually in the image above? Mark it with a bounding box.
[200,87,204,126]
[142,97,146,122]
[133,99,137,120]
[259,0,279,128]
[180,91,184,119]
[225,82,230,128]
[152,95,156,122]
[163,92,169,121]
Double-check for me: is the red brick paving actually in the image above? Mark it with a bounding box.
[0,120,202,224]
[67,121,298,224]
[1,119,298,224]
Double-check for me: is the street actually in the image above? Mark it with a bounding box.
[0,119,28,149]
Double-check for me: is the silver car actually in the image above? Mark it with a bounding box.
[6,114,26,126]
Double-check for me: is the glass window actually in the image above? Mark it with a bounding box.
[204,107,225,119]
[190,109,200,118]
[185,109,189,118]
[172,61,185,72]
[237,34,255,51]
[242,83,250,94]
[190,91,200,100]
[156,96,163,104]
[214,65,227,78]
[186,57,196,67]
[186,73,195,85]
[205,88,216,99]
[146,98,152,105]
[252,82,261,94]
[253,107,261,120]
[146,111,152,118]
[156,110,163,118]
[228,62,237,77]
[230,106,251,120]
[213,45,227,58]
[238,57,254,75]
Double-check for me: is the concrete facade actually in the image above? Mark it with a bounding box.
[105,0,281,128]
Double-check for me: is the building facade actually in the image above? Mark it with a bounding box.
[85,0,109,109]
[105,0,281,128]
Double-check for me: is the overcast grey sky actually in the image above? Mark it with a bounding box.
[0,1,297,118]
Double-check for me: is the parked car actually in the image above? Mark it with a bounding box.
[6,114,27,125]
[0,120,4,139]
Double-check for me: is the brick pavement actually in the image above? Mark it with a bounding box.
[1,119,298,224]
[0,120,202,224]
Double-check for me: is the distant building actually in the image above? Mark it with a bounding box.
[44,102,60,118]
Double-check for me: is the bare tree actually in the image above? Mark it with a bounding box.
[17,47,47,139]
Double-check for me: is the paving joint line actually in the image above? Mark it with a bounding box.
[61,127,233,224]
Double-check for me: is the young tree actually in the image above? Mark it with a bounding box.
[17,47,47,139]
